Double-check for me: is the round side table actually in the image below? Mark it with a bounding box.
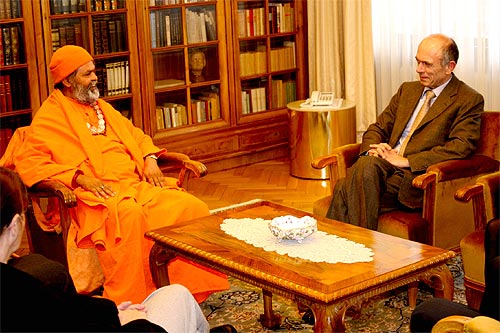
[286,100,356,179]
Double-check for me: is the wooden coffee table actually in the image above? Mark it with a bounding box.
[146,200,455,333]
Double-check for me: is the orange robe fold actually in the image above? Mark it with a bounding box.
[14,90,228,304]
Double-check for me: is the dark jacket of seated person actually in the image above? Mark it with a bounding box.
[410,218,500,332]
[1,262,165,332]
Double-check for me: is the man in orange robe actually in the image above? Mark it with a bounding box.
[13,45,228,304]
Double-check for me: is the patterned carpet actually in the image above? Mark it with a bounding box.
[201,256,465,333]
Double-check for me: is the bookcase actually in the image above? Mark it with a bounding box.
[234,0,306,122]
[0,0,41,156]
[135,0,230,139]
[136,0,307,171]
[35,0,143,127]
[6,0,307,170]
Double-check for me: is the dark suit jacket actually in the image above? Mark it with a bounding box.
[0,263,166,332]
[360,74,484,207]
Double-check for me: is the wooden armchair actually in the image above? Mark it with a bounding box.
[1,126,208,293]
[311,111,500,249]
[455,171,500,310]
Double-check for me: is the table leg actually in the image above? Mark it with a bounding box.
[308,302,347,333]
[429,264,455,300]
[149,242,176,288]
[259,289,282,329]
[408,281,418,309]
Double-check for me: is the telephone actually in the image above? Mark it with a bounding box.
[301,91,342,107]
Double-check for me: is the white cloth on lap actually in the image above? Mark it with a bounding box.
[142,284,210,333]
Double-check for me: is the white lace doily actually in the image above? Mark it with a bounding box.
[220,217,374,264]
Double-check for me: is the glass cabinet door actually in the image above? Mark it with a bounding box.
[235,0,304,122]
[40,0,141,126]
[0,0,40,155]
[139,0,228,138]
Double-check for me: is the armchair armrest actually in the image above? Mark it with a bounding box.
[426,155,500,182]
[30,179,77,208]
[158,152,208,188]
[311,143,361,169]
[412,156,499,249]
[311,143,361,190]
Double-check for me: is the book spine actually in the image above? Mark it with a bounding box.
[0,29,3,66]
[74,22,83,47]
[51,27,61,52]
[11,0,20,18]
[115,19,125,51]
[9,26,19,65]
[108,20,117,53]
[0,76,6,113]
[52,0,62,15]
[2,28,12,66]
[4,0,11,19]
[61,0,70,14]
[4,75,12,112]
[100,20,110,54]
[0,1,6,20]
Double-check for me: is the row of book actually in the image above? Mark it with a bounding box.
[269,3,295,34]
[155,92,220,129]
[237,7,265,37]
[270,42,296,71]
[149,0,212,5]
[95,60,130,97]
[93,18,126,54]
[270,79,296,109]
[50,0,124,14]
[149,0,181,5]
[239,49,267,76]
[51,20,85,52]
[186,7,217,43]
[150,9,183,48]
[0,0,21,20]
[0,74,29,113]
[156,103,188,129]
[1,25,22,66]
[237,3,294,38]
[241,87,267,114]
[191,92,220,123]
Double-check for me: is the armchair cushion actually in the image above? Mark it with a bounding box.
[378,211,427,244]
[432,315,500,333]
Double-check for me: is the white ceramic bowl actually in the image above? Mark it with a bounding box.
[268,215,317,242]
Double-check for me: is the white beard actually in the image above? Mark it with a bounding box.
[73,82,100,104]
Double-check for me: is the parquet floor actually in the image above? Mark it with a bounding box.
[20,158,331,252]
[187,158,331,213]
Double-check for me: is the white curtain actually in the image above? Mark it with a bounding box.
[307,0,377,134]
[372,0,500,114]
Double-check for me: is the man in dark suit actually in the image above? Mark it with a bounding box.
[327,33,484,230]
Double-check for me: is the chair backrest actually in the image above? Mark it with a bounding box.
[0,126,29,169]
[475,111,500,161]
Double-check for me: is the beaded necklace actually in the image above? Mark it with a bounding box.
[87,103,106,135]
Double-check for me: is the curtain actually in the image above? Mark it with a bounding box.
[307,0,377,135]
[372,0,500,114]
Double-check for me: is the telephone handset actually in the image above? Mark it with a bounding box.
[301,91,341,107]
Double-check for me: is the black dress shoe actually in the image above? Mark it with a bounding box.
[209,324,237,332]
[302,308,315,325]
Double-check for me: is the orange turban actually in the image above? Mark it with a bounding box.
[49,45,94,84]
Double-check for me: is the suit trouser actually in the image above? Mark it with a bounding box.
[326,155,408,230]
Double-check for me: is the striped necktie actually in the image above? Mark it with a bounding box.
[398,90,436,156]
